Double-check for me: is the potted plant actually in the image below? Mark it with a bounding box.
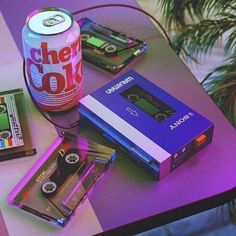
[156,0,236,127]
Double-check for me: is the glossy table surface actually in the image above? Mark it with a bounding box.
[0,0,236,235]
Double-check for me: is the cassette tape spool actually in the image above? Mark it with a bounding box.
[8,132,116,227]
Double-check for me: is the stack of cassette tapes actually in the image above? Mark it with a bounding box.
[0,89,36,160]
[8,132,116,226]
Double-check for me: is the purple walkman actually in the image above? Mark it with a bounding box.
[79,70,214,180]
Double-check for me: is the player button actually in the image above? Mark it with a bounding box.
[173,153,178,159]
[194,134,207,148]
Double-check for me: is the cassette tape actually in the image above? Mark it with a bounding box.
[8,132,116,227]
[0,90,24,149]
[0,89,36,160]
[78,17,147,74]
[79,70,214,180]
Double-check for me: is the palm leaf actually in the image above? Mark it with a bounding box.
[172,14,236,58]
[202,56,236,127]
[225,26,236,54]
[157,0,236,28]
[156,0,236,127]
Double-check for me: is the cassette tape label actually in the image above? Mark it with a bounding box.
[0,93,24,150]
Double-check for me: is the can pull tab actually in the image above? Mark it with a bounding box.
[42,14,66,27]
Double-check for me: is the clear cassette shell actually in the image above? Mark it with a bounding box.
[8,132,116,226]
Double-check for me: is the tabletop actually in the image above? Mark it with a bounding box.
[0,0,236,235]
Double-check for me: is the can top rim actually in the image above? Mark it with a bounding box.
[26,7,74,35]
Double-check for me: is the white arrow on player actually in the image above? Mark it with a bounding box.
[126,107,139,116]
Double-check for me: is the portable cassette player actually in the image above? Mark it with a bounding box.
[79,70,214,179]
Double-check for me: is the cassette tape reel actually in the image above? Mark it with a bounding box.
[8,132,116,226]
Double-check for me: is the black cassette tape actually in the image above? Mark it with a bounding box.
[8,132,116,227]
[78,17,147,74]
[0,89,36,160]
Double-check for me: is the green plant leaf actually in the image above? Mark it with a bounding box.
[157,0,236,28]
[202,56,236,127]
[172,16,236,58]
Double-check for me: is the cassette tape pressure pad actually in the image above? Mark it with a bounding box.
[79,70,214,180]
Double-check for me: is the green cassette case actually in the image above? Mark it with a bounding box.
[0,88,36,160]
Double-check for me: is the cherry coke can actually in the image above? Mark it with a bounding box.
[22,7,83,111]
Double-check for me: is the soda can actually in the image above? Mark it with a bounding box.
[22,7,83,111]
